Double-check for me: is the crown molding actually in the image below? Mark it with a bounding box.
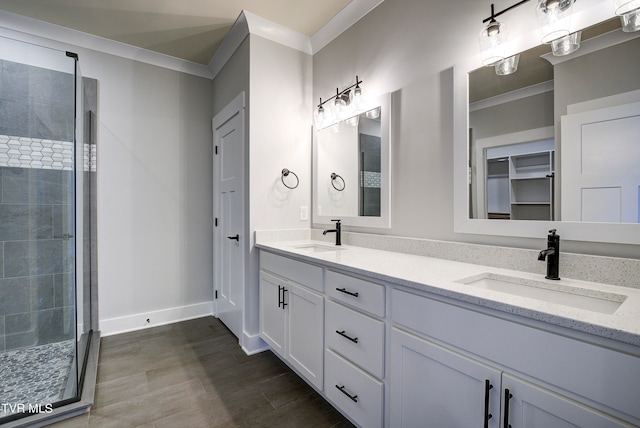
[0,10,213,79]
[0,1,385,80]
[209,1,385,79]
[310,0,384,53]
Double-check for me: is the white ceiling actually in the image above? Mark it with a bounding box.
[0,0,354,65]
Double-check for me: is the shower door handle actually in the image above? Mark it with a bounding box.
[227,234,239,242]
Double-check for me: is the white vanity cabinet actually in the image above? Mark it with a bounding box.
[259,253,324,390]
[390,288,640,428]
[258,246,640,428]
[390,327,501,427]
[324,270,386,428]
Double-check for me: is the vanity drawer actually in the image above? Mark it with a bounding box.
[260,251,323,292]
[325,300,385,379]
[325,270,385,317]
[325,349,384,428]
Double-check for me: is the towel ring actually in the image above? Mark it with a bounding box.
[331,173,345,191]
[281,168,299,189]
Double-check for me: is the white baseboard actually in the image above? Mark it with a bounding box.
[100,301,214,336]
[242,331,269,355]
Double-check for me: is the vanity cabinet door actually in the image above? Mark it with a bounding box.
[259,269,324,390]
[287,282,324,390]
[503,374,632,428]
[259,271,286,356]
[389,328,501,428]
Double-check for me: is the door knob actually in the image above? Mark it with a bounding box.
[227,234,239,242]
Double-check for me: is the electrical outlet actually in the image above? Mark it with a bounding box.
[300,206,309,221]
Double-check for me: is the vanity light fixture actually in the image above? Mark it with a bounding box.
[614,0,640,32]
[314,76,364,129]
[495,54,520,75]
[479,4,509,66]
[364,107,380,119]
[479,0,581,73]
[536,0,576,43]
[313,98,326,128]
[550,30,581,55]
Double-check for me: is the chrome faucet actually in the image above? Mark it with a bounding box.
[538,229,560,280]
[323,219,342,246]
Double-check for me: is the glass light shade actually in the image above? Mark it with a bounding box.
[365,107,380,119]
[620,8,640,31]
[350,85,362,105]
[313,105,325,128]
[333,93,347,120]
[536,0,575,43]
[614,0,640,15]
[479,20,507,66]
[495,54,520,75]
[551,31,581,56]
[345,115,359,127]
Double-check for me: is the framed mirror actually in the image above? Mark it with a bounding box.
[313,93,391,228]
[454,6,640,244]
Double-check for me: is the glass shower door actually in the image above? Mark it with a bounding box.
[0,36,88,423]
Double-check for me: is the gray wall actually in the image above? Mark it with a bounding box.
[554,37,640,119]
[212,36,250,117]
[0,59,76,352]
[470,91,554,140]
[312,0,640,259]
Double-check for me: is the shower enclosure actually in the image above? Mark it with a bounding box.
[0,36,97,424]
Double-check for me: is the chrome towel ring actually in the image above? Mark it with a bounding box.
[281,168,299,189]
[331,173,345,191]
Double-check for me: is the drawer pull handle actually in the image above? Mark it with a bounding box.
[503,388,513,428]
[278,285,288,309]
[484,380,493,428]
[336,330,359,343]
[336,287,359,297]
[335,385,358,403]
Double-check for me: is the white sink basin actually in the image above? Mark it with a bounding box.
[456,273,627,314]
[292,243,344,253]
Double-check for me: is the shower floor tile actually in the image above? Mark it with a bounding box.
[0,339,75,417]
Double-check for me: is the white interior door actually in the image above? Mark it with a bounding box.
[213,93,245,339]
[561,101,640,223]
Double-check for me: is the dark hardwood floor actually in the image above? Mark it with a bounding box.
[50,317,353,427]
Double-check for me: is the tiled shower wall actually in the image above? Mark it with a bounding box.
[0,59,76,352]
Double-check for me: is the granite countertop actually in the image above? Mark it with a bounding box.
[256,240,640,348]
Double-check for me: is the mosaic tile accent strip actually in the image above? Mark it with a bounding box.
[362,171,381,188]
[0,135,96,173]
[83,143,97,172]
[0,340,75,416]
[0,135,73,171]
